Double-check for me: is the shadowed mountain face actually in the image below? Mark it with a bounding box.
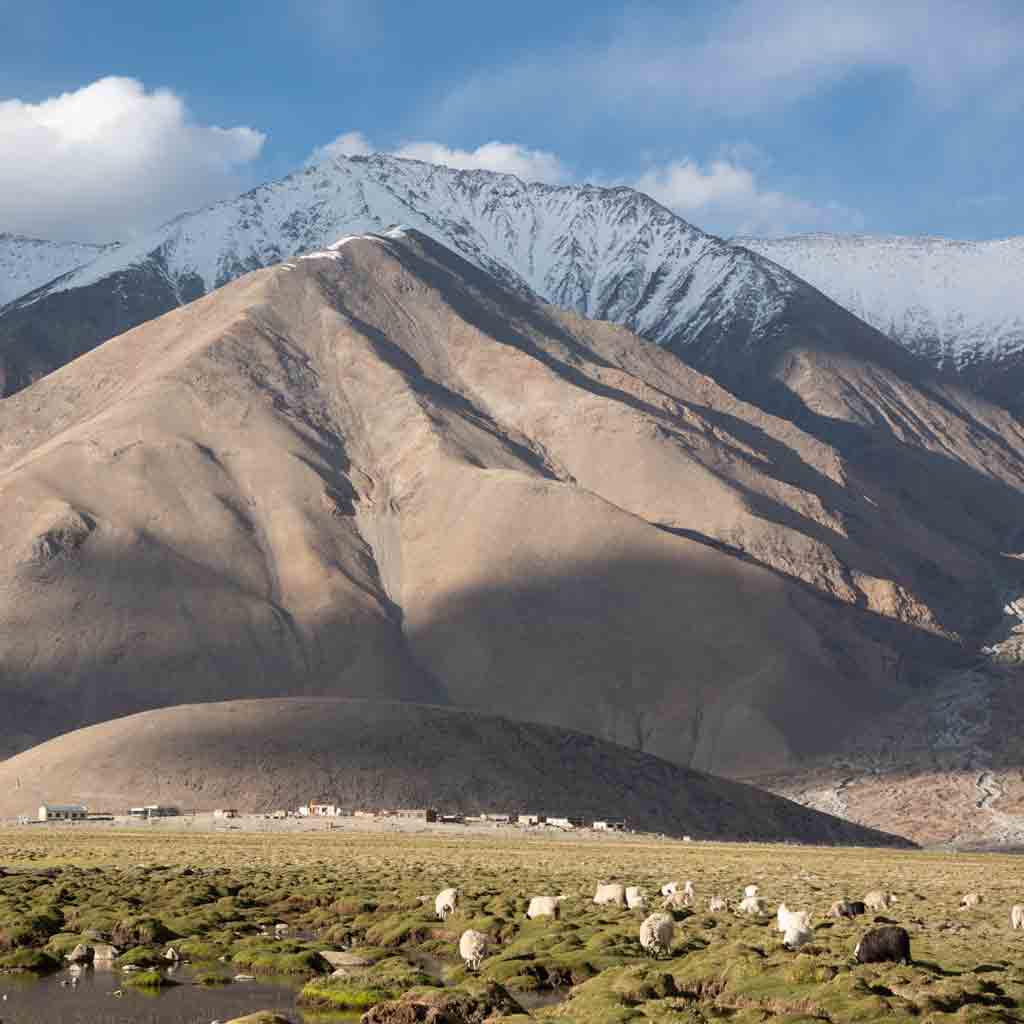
[0,697,911,846]
[0,228,1022,792]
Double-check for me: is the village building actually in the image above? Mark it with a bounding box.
[213,808,239,819]
[593,819,628,832]
[546,815,586,830]
[517,813,547,826]
[128,805,180,819]
[300,802,341,817]
[38,804,87,822]
[395,808,438,822]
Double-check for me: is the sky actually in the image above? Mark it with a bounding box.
[0,0,1021,244]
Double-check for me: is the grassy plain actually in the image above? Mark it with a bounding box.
[1,828,1023,1022]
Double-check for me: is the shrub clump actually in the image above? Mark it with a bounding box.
[123,968,178,989]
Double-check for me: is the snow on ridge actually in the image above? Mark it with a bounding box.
[295,226,413,262]
[0,234,116,308]
[740,233,1024,367]
[5,154,806,357]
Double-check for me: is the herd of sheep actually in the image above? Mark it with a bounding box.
[433,880,1024,973]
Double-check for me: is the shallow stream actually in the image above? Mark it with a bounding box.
[0,963,357,1023]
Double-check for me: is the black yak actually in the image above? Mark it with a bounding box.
[854,925,911,964]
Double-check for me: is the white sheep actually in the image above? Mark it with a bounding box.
[626,886,648,910]
[661,881,678,897]
[435,887,458,920]
[960,892,983,909]
[783,923,814,950]
[737,895,766,915]
[864,890,896,911]
[682,880,695,907]
[744,885,759,898]
[708,896,727,913]
[526,896,565,920]
[639,912,675,957]
[594,883,627,907]
[661,891,690,911]
[459,929,489,970]
[1011,904,1024,930]
[777,905,811,934]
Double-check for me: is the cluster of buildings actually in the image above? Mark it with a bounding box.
[33,803,180,822]
[292,803,629,831]
[28,801,629,834]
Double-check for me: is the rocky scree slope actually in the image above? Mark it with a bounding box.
[0,227,1000,781]
[0,697,912,846]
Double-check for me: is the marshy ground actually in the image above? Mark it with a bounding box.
[1,828,1023,1022]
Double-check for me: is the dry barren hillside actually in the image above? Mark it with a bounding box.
[0,229,1022,838]
[0,697,910,846]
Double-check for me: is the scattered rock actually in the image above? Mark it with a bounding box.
[224,1014,294,1024]
[320,950,374,970]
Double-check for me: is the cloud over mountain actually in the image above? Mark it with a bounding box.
[309,131,567,184]
[0,77,265,243]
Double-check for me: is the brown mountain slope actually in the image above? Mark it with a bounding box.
[0,230,1022,791]
[0,698,911,846]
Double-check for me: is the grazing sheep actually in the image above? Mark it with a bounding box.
[459,929,489,971]
[594,883,627,907]
[708,896,727,913]
[783,924,814,950]
[435,887,458,920]
[1011,904,1024,930]
[526,896,564,920]
[960,892,983,909]
[661,881,678,897]
[778,905,811,934]
[682,881,695,907]
[661,891,690,912]
[829,899,866,918]
[639,912,675,957]
[854,926,911,965]
[864,890,897,912]
[737,895,766,915]
[744,885,759,898]
[626,886,648,910]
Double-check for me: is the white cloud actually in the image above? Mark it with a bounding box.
[634,159,863,237]
[309,131,567,185]
[431,0,1024,121]
[0,77,265,242]
[306,130,373,163]
[393,140,567,184]
[307,130,855,235]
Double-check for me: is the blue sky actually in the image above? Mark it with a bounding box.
[1,0,1021,242]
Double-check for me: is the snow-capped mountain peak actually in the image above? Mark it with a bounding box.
[15,153,795,357]
[738,232,1024,370]
[0,233,117,308]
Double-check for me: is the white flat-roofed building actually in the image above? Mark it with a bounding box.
[38,804,87,821]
